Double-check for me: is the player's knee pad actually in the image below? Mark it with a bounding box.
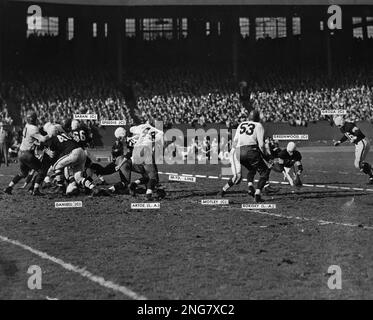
[359,162,372,174]
[232,174,242,185]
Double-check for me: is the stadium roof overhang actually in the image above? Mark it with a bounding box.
[8,0,373,6]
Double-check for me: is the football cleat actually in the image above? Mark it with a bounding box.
[254,194,264,203]
[32,189,45,196]
[367,178,373,185]
[145,193,153,201]
[248,185,256,197]
[129,182,137,197]
[4,186,12,195]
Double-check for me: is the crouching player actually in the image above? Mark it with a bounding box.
[276,142,303,187]
[333,116,373,184]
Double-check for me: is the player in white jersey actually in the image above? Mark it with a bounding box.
[4,111,51,196]
[129,122,165,200]
[219,110,270,203]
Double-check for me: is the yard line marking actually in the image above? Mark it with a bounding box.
[243,210,373,231]
[159,172,373,193]
[0,235,147,300]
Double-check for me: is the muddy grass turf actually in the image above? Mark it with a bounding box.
[0,147,372,299]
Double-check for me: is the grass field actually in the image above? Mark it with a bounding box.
[0,146,373,300]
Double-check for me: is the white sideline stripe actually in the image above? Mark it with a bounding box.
[244,210,373,231]
[0,235,147,300]
[158,172,373,193]
[181,174,194,177]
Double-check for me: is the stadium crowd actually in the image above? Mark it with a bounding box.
[1,62,373,128]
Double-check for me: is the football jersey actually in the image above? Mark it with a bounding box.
[111,139,134,160]
[131,124,163,147]
[278,149,302,168]
[45,133,80,157]
[233,121,264,147]
[340,122,365,144]
[70,126,91,149]
[20,124,42,151]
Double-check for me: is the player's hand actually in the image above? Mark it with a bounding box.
[334,141,341,146]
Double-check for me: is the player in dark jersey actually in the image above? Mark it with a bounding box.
[277,142,303,186]
[70,120,92,149]
[334,116,373,184]
[44,125,101,196]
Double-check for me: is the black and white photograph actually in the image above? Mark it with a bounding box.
[0,0,373,304]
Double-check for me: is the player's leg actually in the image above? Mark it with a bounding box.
[4,151,36,194]
[128,164,150,197]
[31,154,54,195]
[355,139,373,183]
[239,146,258,198]
[71,149,96,193]
[20,169,35,189]
[250,151,270,202]
[108,158,132,195]
[220,148,242,196]
[3,142,8,166]
[143,163,161,200]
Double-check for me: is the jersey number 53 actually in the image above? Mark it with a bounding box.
[240,123,255,136]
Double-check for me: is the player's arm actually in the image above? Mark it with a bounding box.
[334,135,347,146]
[257,123,265,154]
[31,131,50,143]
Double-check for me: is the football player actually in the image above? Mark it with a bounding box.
[277,142,303,187]
[333,116,373,184]
[4,111,51,196]
[129,122,164,200]
[219,110,270,203]
[44,125,103,196]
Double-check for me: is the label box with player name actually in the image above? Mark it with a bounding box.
[55,201,83,208]
[131,203,160,209]
[242,204,276,209]
[169,175,196,183]
[201,199,229,205]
